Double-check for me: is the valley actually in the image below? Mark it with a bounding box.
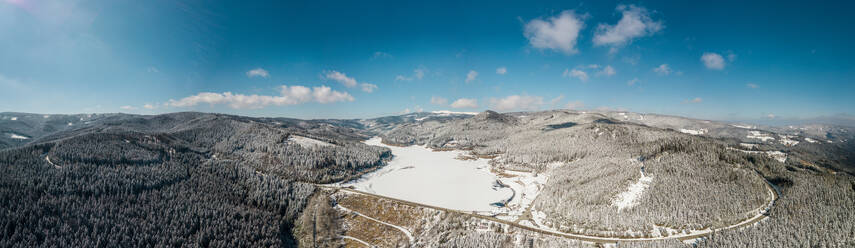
[1,110,853,247]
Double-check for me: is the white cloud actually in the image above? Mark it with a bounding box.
[597,65,616,77]
[767,114,776,119]
[324,70,358,87]
[120,105,137,110]
[450,98,479,108]
[747,83,759,89]
[593,5,663,49]
[414,68,425,79]
[372,51,392,59]
[430,96,448,105]
[246,68,270,78]
[360,83,378,93]
[166,85,353,109]
[395,75,410,81]
[147,67,159,73]
[565,100,585,110]
[524,10,585,55]
[653,64,672,75]
[701,52,725,70]
[496,67,507,75]
[563,68,588,81]
[396,67,427,81]
[312,86,355,103]
[325,70,377,93]
[489,95,544,111]
[465,70,479,83]
[143,104,156,109]
[682,97,703,104]
[627,78,639,86]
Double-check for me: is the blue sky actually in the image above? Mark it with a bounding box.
[1,0,853,120]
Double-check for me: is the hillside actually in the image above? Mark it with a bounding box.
[1,110,854,247]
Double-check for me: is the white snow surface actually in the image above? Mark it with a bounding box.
[747,131,775,142]
[729,147,787,163]
[679,128,707,135]
[9,133,29,140]
[805,138,817,143]
[780,135,799,146]
[343,137,513,212]
[766,151,787,163]
[492,169,549,220]
[732,124,755,129]
[340,236,372,247]
[288,135,334,148]
[10,117,17,121]
[611,169,653,211]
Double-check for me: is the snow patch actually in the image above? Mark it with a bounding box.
[288,135,334,148]
[747,131,775,142]
[732,124,755,129]
[491,169,549,219]
[780,135,799,146]
[766,151,787,163]
[805,138,817,143]
[729,148,787,163]
[679,128,707,135]
[612,169,653,211]
[10,117,17,121]
[9,133,29,140]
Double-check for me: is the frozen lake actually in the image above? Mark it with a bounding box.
[343,137,513,212]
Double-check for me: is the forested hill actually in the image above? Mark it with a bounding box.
[0,112,389,247]
[1,110,853,247]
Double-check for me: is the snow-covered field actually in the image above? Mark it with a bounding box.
[343,137,513,212]
[728,147,787,163]
[732,124,755,129]
[679,128,707,135]
[780,135,799,146]
[747,131,775,142]
[288,135,334,148]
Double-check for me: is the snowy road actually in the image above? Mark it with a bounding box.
[45,155,60,169]
[340,235,374,247]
